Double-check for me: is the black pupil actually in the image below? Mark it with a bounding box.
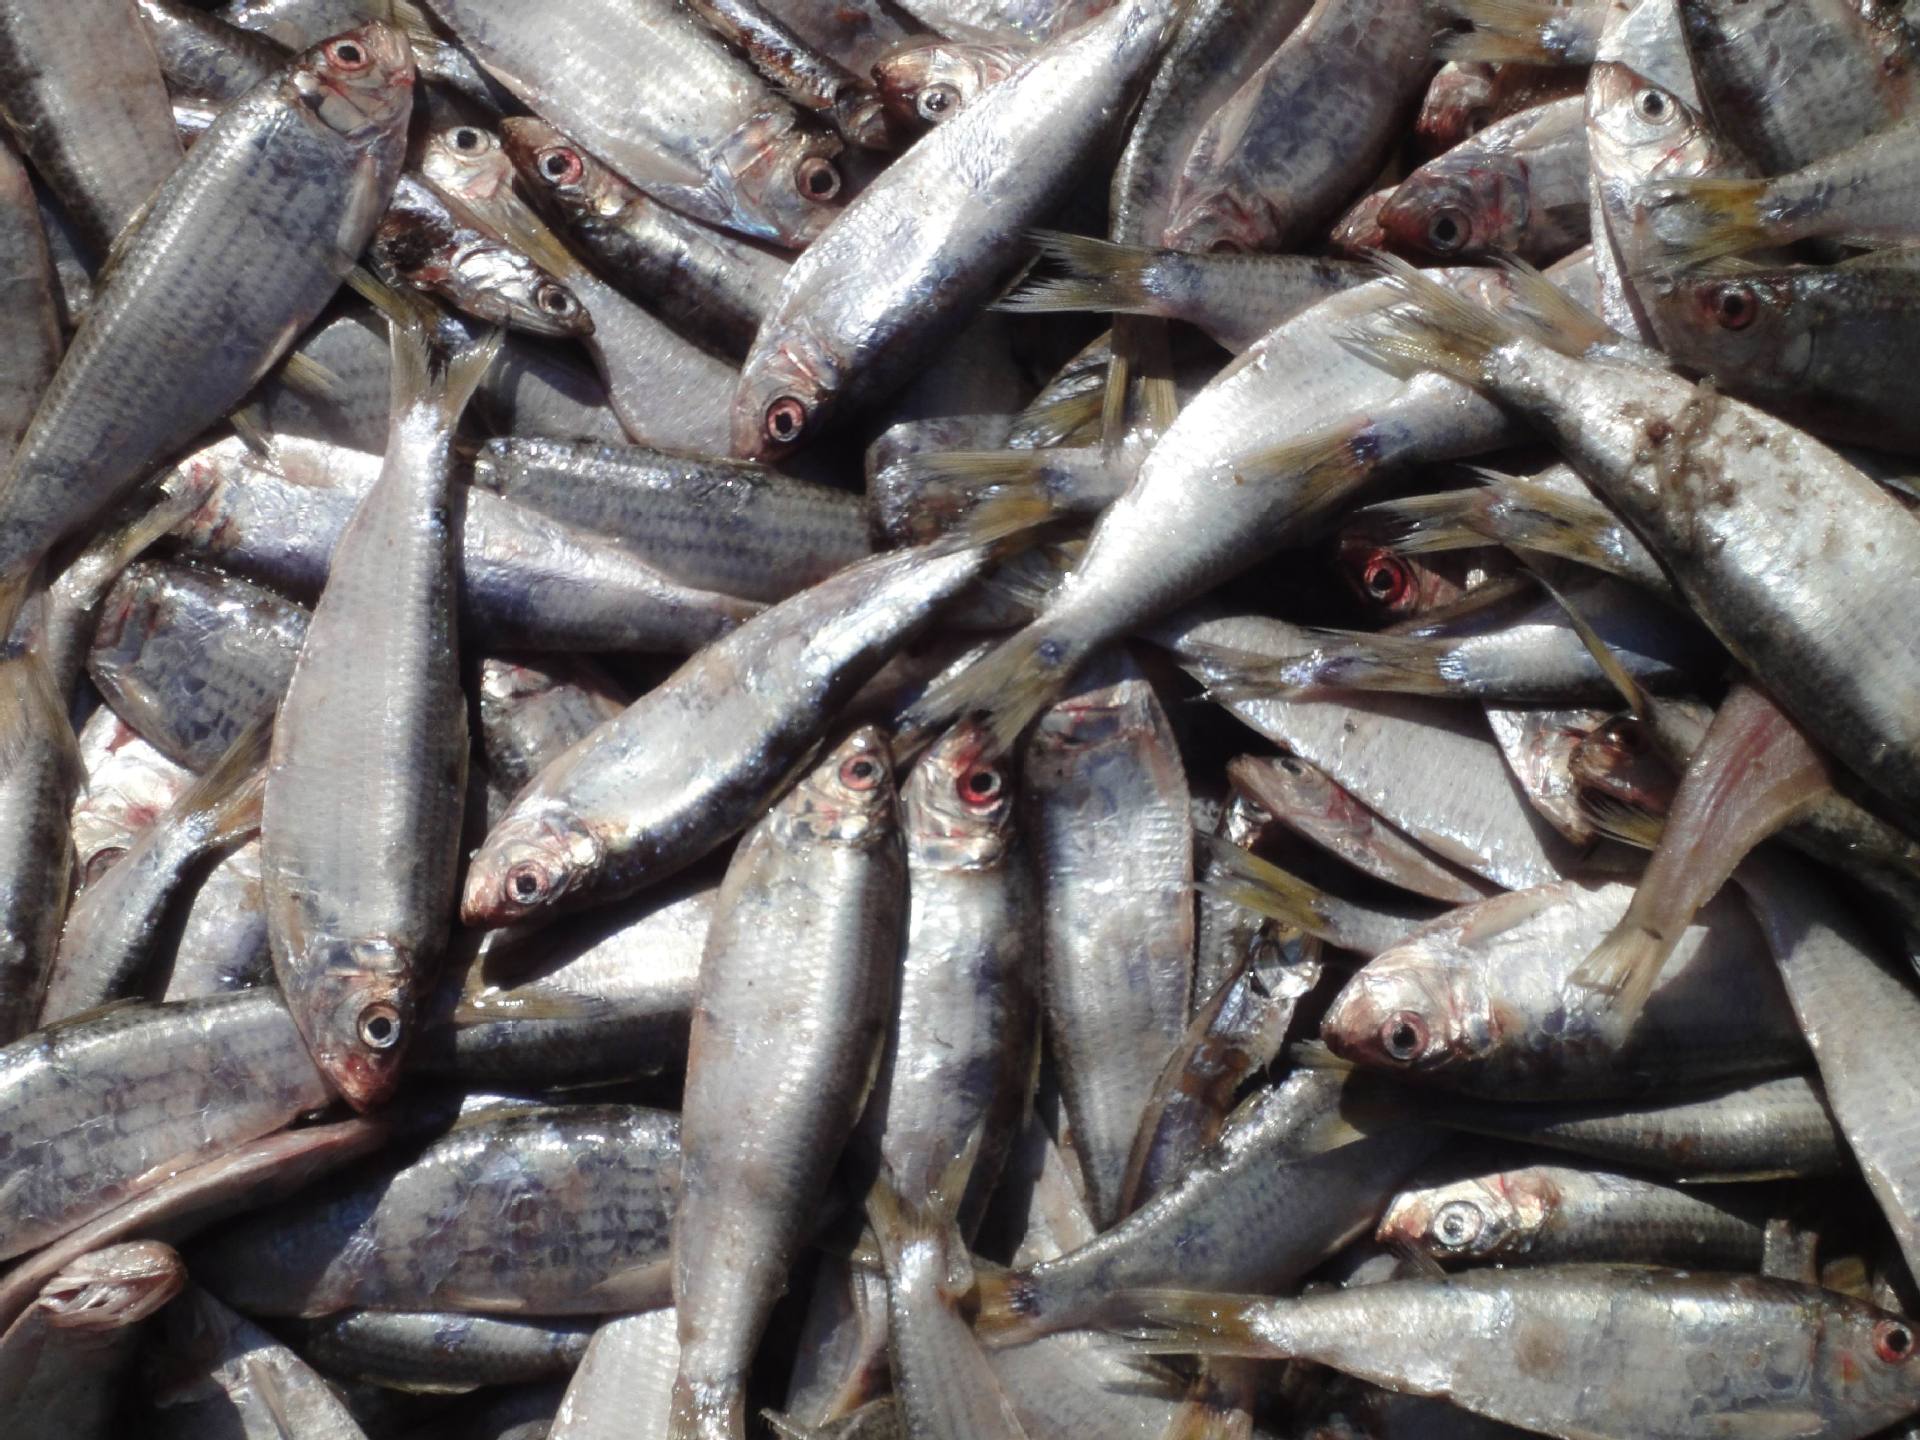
[968,771,997,796]
[457,130,480,151]
[544,154,569,178]
[772,406,798,436]
[806,167,833,195]
[1719,290,1748,321]
[542,290,567,311]
[512,872,539,899]
[365,1015,391,1041]
[1391,1023,1419,1053]
[924,89,949,112]
[1642,92,1665,117]
[1431,214,1461,246]
[1893,1329,1912,1353]
[849,760,875,781]
[336,42,361,64]
[1368,564,1397,596]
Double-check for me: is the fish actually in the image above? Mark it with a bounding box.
[1127,1266,1920,1440]
[671,729,904,1440]
[871,39,1030,127]
[0,22,415,584]
[681,0,891,150]
[476,657,626,800]
[549,1308,681,1440]
[0,635,80,1042]
[0,137,61,468]
[194,1103,680,1316]
[284,1311,596,1394]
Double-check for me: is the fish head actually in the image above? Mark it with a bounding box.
[1320,949,1484,1083]
[1163,187,1281,257]
[1818,1301,1920,1414]
[716,109,844,249]
[1645,268,1801,382]
[422,125,519,211]
[733,319,842,460]
[1376,1169,1556,1264]
[903,719,1017,870]
[1334,537,1483,621]
[872,40,1021,128]
[444,240,593,338]
[461,805,605,928]
[775,727,900,849]
[287,23,415,142]
[36,1241,187,1332]
[1330,188,1394,256]
[501,118,626,224]
[289,935,420,1110]
[1586,62,1727,199]
[1378,159,1527,262]
[1570,713,1677,845]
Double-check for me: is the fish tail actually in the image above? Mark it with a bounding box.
[1194,833,1332,936]
[1110,1290,1282,1360]
[1476,472,1620,563]
[177,717,273,848]
[1569,921,1671,1024]
[1350,490,1490,555]
[1002,232,1167,317]
[1435,0,1585,64]
[1488,255,1618,354]
[1343,256,1522,385]
[1637,176,1774,267]
[1014,386,1103,448]
[971,1266,1048,1340]
[902,625,1083,756]
[388,313,502,432]
[1231,417,1391,529]
[59,476,213,615]
[894,449,1069,531]
[1511,552,1651,718]
[276,350,345,403]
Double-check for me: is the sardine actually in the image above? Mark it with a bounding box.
[549,1308,680,1440]
[683,0,891,150]
[0,642,79,1042]
[0,137,60,467]
[871,39,1029,127]
[286,1311,596,1394]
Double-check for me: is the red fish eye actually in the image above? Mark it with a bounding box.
[325,38,371,71]
[764,396,808,446]
[1876,1320,1915,1363]
[841,754,883,791]
[1378,1011,1429,1062]
[958,766,1003,808]
[1357,549,1416,613]
[538,147,583,186]
[795,156,841,202]
[1707,283,1757,330]
[1425,207,1470,254]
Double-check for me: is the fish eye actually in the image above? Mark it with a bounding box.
[1278,755,1304,775]
[917,83,958,120]
[841,754,883,791]
[536,284,575,315]
[1634,87,1672,123]
[1432,1199,1484,1249]
[504,861,550,908]
[1378,1010,1429,1063]
[326,39,370,71]
[538,147,583,186]
[452,128,487,153]
[357,1002,401,1050]
[1425,207,1470,254]
[796,156,841,202]
[1707,282,1758,330]
[1358,549,1416,613]
[958,766,1003,807]
[1877,1320,1916,1363]
[764,396,808,446]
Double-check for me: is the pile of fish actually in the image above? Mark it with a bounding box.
[6,0,1920,1435]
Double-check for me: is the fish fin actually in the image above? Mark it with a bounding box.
[346,264,442,331]
[1014,387,1103,448]
[451,984,614,1025]
[1635,176,1773,267]
[1350,489,1488,555]
[242,1355,298,1440]
[93,186,162,294]
[276,350,345,404]
[1001,232,1165,317]
[384,0,446,51]
[175,716,271,847]
[1387,1237,1451,1280]
[1434,0,1587,64]
[901,627,1081,757]
[228,406,275,458]
[1110,1291,1280,1359]
[1228,417,1391,528]
[1289,1039,1355,1073]
[1568,920,1670,1025]
[1194,833,1333,937]
[763,1412,832,1440]
[1580,789,1666,849]
[1488,255,1618,355]
[1342,252,1589,385]
[937,488,1058,556]
[1479,473,1636,575]
[56,476,216,616]
[0,644,71,775]
[1187,631,1450,699]
[1511,552,1651,717]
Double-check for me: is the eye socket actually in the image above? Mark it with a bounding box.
[840,754,883,791]
[536,284,575,316]
[1877,1320,1915,1363]
[1424,207,1471,254]
[764,396,808,446]
[1432,1199,1485,1250]
[537,147,583,186]
[505,862,549,907]
[958,766,1003,808]
[1634,87,1672,123]
[1378,1010,1429,1063]
[1357,548,1416,613]
[326,38,370,71]
[1706,281,1758,330]
[1207,237,1243,255]
[452,127,487,153]
[917,82,958,120]
[796,156,841,201]
[82,846,127,886]
[357,1003,401,1051]
[1278,755,1304,775]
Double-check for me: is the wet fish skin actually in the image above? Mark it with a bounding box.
[549,1308,680,1440]
[0,648,80,1043]
[871,39,1029,127]
[88,561,307,773]
[167,432,762,654]
[1025,653,1193,1227]
[861,719,1036,1229]
[1483,705,1613,847]
[0,0,185,258]
[1378,1160,1766,1269]
[684,0,892,149]
[473,437,871,605]
[500,116,786,361]
[135,0,285,104]
[1320,880,1804,1098]
[477,657,625,799]
[0,1240,186,1439]
[733,0,1181,459]
[671,728,904,1440]
[0,22,415,586]
[0,137,60,468]
[0,991,332,1262]
[420,0,844,247]
[462,540,993,928]
[286,1311,596,1394]
[196,1104,681,1317]
[1162,0,1435,254]
[1134,1266,1920,1440]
